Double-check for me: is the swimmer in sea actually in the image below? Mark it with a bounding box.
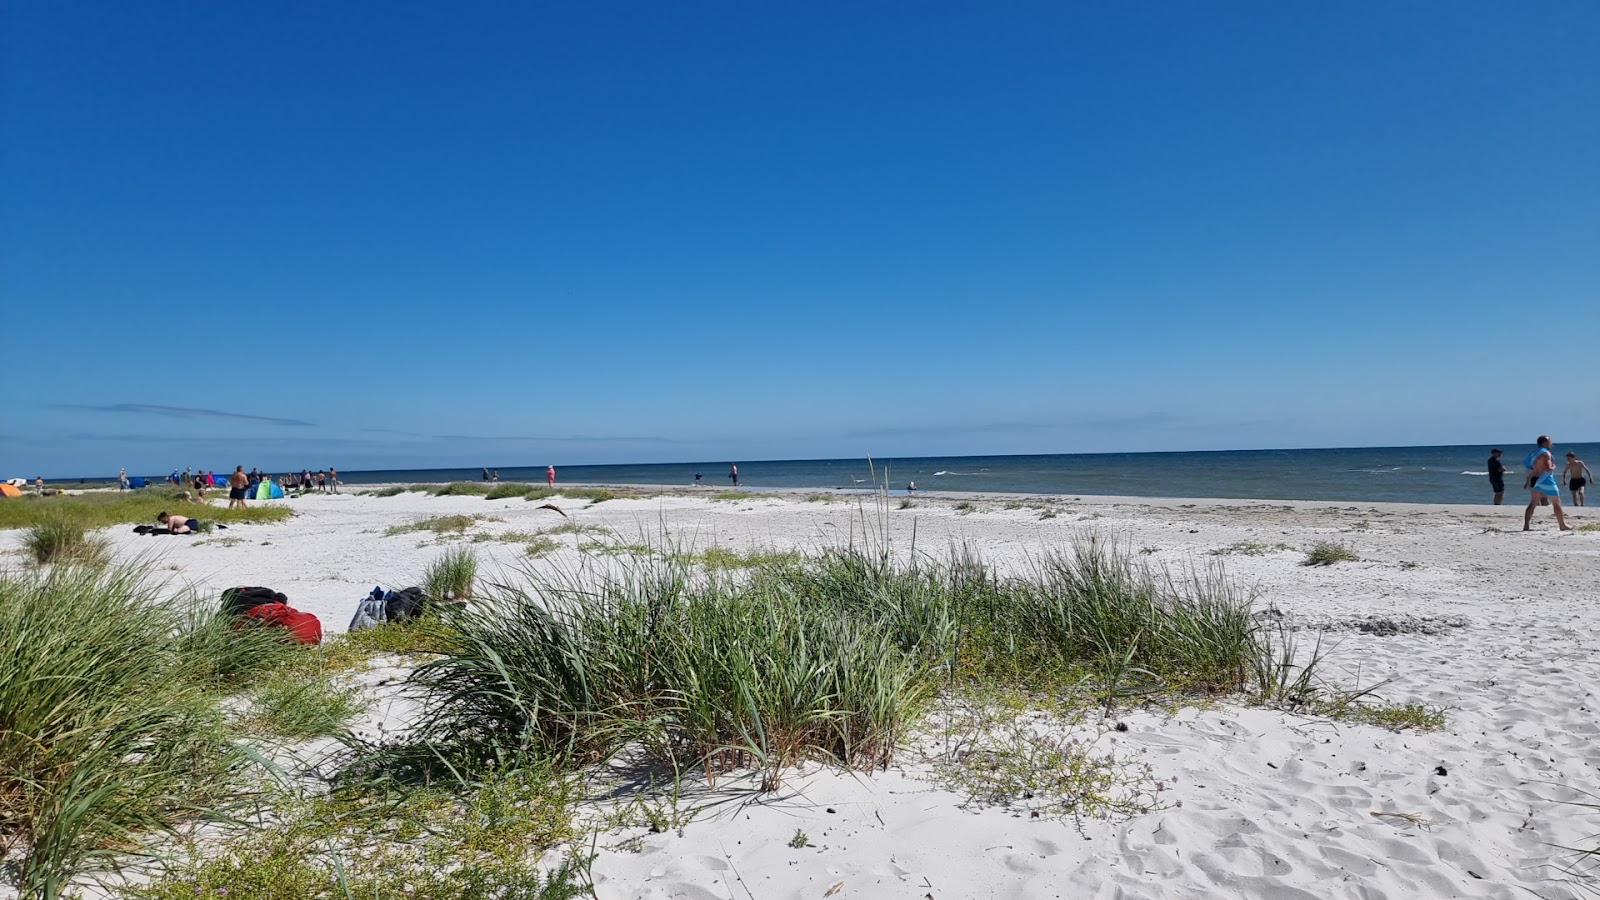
[1563,451,1593,507]
[1523,436,1573,531]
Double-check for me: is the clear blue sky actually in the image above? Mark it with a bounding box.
[3,2,1596,477]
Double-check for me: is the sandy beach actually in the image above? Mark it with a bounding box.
[5,486,1598,899]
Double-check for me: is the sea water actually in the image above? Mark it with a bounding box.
[326,444,1600,506]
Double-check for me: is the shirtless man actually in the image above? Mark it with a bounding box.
[156,511,201,534]
[1563,451,1593,507]
[228,466,250,509]
[1523,436,1573,531]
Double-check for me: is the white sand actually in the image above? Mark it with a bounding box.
[6,487,1598,899]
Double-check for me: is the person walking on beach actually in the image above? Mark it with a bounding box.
[546,465,556,488]
[228,466,250,509]
[1563,452,1592,507]
[1487,449,1507,505]
[728,463,739,487]
[119,467,129,490]
[1524,436,1573,531]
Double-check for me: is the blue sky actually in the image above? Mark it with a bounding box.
[3,2,1596,477]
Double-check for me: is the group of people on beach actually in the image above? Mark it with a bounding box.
[1490,437,1591,531]
[481,466,558,486]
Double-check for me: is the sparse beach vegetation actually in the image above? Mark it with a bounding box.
[710,490,753,501]
[1302,541,1360,566]
[384,513,488,537]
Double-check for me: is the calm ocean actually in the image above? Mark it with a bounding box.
[322,444,1600,506]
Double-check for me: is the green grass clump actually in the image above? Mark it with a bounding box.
[1577,523,1600,532]
[385,514,483,537]
[709,491,753,501]
[1303,541,1360,566]
[899,498,915,509]
[367,485,419,497]
[392,534,1263,789]
[424,546,479,603]
[0,565,268,898]
[483,482,536,500]
[805,493,839,504]
[23,519,111,565]
[0,488,292,530]
[953,501,976,513]
[429,482,493,497]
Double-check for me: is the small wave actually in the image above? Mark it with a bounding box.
[1461,471,1488,476]
[933,471,950,476]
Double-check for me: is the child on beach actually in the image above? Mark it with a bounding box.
[1564,452,1593,506]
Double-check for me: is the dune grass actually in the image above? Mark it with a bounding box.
[0,488,292,530]
[709,491,753,501]
[23,519,111,566]
[383,534,1267,792]
[423,546,479,603]
[0,565,284,898]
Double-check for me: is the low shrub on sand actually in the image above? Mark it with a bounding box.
[1303,541,1360,566]
[23,519,110,565]
[384,514,483,537]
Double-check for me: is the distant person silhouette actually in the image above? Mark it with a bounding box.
[1487,449,1506,505]
[728,464,739,487]
[547,465,556,488]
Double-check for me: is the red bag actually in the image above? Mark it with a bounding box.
[241,602,323,645]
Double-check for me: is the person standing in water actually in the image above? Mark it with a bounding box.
[1524,436,1573,531]
[728,463,739,487]
[1563,451,1593,507]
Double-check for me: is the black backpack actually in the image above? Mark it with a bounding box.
[384,586,430,623]
[222,586,289,617]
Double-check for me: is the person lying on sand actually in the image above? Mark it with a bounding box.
[157,511,202,534]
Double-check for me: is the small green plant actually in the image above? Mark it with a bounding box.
[23,519,110,565]
[1039,509,1059,520]
[788,829,810,849]
[899,498,915,510]
[804,493,839,504]
[1303,541,1359,566]
[689,546,803,570]
[954,501,976,513]
[423,546,478,602]
[1321,701,1445,732]
[193,535,245,547]
[1577,523,1600,532]
[368,485,417,497]
[710,491,753,501]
